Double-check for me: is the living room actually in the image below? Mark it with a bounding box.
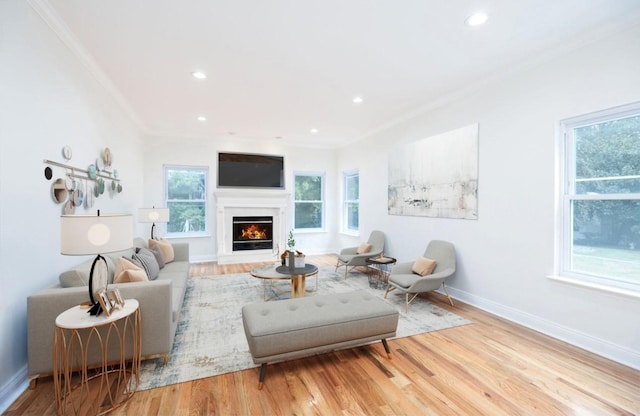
[2,0,640,414]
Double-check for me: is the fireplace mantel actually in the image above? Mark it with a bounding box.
[214,190,290,264]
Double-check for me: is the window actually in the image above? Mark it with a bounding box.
[559,102,640,291]
[343,170,359,233]
[165,165,208,236]
[294,173,324,230]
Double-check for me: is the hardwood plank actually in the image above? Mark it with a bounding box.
[5,253,640,416]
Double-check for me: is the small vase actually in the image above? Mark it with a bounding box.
[288,250,296,271]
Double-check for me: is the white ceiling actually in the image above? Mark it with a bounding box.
[40,0,640,148]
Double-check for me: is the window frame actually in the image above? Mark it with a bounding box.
[293,171,325,232]
[558,101,640,293]
[164,164,209,237]
[343,169,359,234]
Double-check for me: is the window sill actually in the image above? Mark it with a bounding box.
[165,233,212,239]
[547,274,640,300]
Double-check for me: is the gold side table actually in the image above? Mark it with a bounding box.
[53,299,141,415]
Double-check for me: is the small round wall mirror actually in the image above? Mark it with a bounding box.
[44,166,53,180]
[51,178,68,204]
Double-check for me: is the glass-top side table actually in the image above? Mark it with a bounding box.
[53,299,141,415]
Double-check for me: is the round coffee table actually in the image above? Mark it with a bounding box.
[250,264,318,300]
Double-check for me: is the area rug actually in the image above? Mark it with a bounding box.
[137,266,471,390]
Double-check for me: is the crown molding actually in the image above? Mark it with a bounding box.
[27,0,148,133]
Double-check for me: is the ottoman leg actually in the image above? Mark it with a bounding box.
[381,339,392,359]
[258,363,268,389]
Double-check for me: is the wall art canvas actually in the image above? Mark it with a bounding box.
[388,123,478,219]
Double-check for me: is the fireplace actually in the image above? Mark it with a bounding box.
[233,216,273,251]
[214,190,288,264]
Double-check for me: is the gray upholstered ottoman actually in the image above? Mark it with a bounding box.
[242,290,399,388]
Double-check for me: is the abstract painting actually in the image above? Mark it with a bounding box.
[388,123,478,219]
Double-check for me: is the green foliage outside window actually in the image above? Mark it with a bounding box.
[166,167,207,234]
[344,171,359,231]
[566,111,640,284]
[573,115,640,248]
[294,174,323,229]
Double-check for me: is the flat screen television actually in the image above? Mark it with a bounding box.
[217,152,285,189]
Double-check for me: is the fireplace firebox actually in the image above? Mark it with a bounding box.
[232,216,273,251]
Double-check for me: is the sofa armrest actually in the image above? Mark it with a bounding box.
[27,279,173,379]
[172,242,190,263]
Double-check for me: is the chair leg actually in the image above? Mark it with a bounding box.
[442,283,454,306]
[405,293,420,313]
[384,283,393,299]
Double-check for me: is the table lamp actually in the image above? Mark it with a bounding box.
[60,211,133,315]
[138,207,170,239]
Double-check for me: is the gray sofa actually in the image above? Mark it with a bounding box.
[27,238,189,386]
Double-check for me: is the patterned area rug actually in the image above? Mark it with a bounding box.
[137,266,471,390]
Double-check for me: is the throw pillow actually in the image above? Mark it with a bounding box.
[133,247,160,280]
[149,238,175,263]
[113,257,148,283]
[148,243,165,269]
[412,256,437,276]
[356,242,372,254]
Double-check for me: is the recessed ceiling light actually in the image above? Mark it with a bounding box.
[192,71,207,79]
[465,11,488,27]
[310,128,318,134]
[353,96,363,104]
[197,116,207,121]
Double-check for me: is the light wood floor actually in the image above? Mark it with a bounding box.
[6,254,640,415]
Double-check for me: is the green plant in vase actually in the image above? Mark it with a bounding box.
[286,230,297,268]
[287,230,296,252]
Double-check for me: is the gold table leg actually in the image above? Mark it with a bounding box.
[290,275,306,298]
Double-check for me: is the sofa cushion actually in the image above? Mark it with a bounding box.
[114,257,148,283]
[59,256,116,287]
[149,239,175,263]
[412,256,437,276]
[133,247,160,280]
[149,244,166,269]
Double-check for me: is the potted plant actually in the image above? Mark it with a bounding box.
[285,230,305,268]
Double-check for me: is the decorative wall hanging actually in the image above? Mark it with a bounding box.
[44,146,122,213]
[388,123,479,219]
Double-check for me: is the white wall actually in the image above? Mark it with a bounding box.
[338,24,640,369]
[142,136,339,261]
[0,2,145,411]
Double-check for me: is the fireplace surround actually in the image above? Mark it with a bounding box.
[215,190,289,264]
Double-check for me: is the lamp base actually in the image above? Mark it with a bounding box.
[87,302,103,316]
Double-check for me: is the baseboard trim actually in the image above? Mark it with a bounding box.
[444,286,640,371]
[0,365,28,414]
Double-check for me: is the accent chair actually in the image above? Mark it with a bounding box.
[335,230,385,279]
[384,240,456,312]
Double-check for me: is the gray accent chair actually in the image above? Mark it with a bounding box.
[384,240,456,312]
[335,230,385,279]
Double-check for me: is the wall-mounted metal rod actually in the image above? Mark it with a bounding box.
[43,159,120,182]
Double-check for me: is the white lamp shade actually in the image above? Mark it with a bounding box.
[138,207,170,223]
[61,214,133,255]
